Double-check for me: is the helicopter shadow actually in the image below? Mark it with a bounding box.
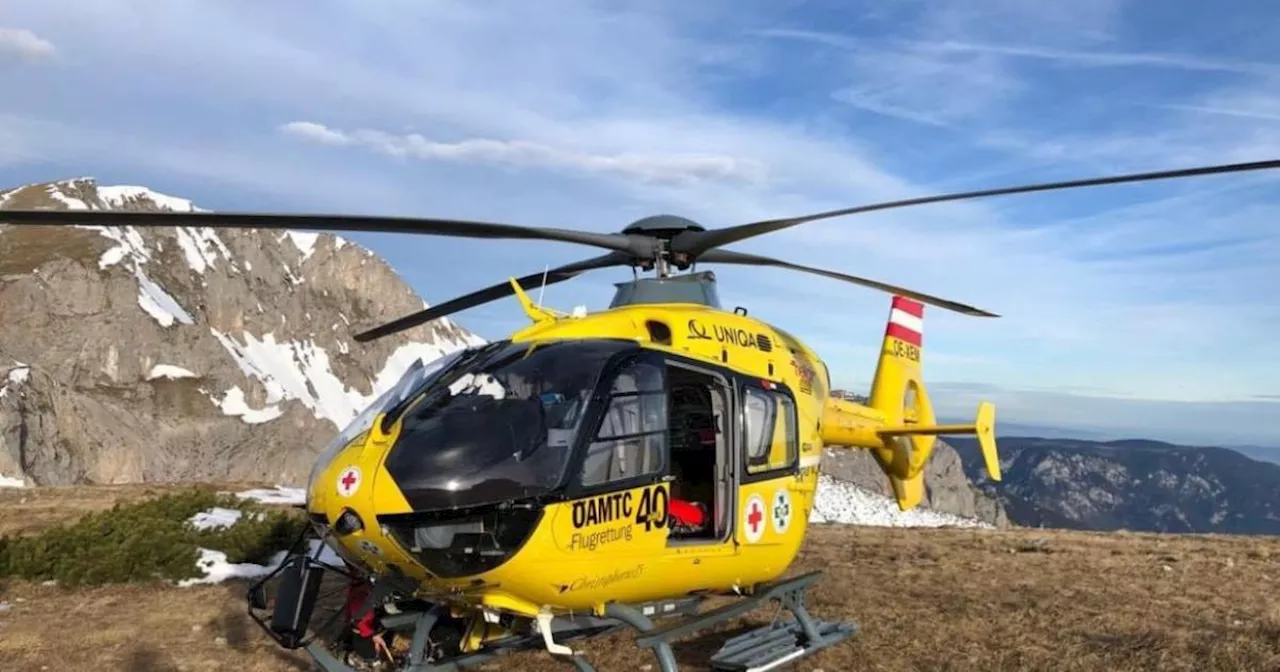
[667,621,762,667]
[212,582,315,671]
[122,645,181,672]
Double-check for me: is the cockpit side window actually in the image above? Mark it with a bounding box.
[579,358,668,488]
[742,385,798,476]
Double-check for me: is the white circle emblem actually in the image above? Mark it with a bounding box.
[337,466,362,498]
[771,489,792,535]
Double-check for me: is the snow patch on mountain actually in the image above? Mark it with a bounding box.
[811,474,993,528]
[0,363,30,400]
[98,185,200,213]
[46,187,88,210]
[212,385,285,424]
[173,226,235,274]
[133,266,195,327]
[285,231,320,261]
[94,225,151,269]
[208,329,473,429]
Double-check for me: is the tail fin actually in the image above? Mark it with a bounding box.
[868,296,1001,510]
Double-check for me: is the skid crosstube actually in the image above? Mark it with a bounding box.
[612,570,856,672]
[302,598,703,672]
[250,543,851,672]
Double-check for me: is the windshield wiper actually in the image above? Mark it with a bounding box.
[515,398,551,463]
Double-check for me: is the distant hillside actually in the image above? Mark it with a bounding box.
[1225,443,1280,465]
[948,436,1280,534]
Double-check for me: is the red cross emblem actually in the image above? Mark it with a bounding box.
[337,467,361,497]
[744,494,766,542]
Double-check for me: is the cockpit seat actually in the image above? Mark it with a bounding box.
[669,498,707,529]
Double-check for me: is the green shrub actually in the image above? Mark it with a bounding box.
[0,487,309,587]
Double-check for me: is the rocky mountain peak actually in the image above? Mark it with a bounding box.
[0,177,483,486]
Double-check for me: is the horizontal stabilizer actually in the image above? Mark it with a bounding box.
[877,401,1000,481]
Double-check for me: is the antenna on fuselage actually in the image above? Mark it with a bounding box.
[536,263,550,307]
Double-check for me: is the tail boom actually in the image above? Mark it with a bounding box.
[819,295,1001,510]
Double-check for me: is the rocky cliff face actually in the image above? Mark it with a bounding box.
[948,436,1280,534]
[0,178,483,487]
[824,390,1009,527]
[819,444,1010,527]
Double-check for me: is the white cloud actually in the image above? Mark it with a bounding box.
[0,27,54,61]
[279,121,768,185]
[910,40,1280,77]
[279,121,349,146]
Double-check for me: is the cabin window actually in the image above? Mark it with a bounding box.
[579,359,668,487]
[742,386,798,476]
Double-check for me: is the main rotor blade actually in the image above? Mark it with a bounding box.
[352,251,631,342]
[674,158,1280,256]
[699,248,998,317]
[0,210,641,255]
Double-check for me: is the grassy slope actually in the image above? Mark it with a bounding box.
[1,485,1278,672]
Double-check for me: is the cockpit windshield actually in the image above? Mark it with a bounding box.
[383,339,638,510]
[306,346,469,498]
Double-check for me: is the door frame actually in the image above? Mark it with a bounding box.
[662,355,738,548]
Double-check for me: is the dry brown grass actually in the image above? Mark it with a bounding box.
[3,486,1280,671]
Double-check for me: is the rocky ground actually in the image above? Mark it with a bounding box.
[2,485,1278,672]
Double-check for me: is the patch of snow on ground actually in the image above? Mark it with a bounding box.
[189,507,246,531]
[178,540,344,587]
[134,267,195,327]
[0,474,26,488]
[286,231,320,261]
[234,486,306,505]
[147,364,197,380]
[212,385,284,423]
[810,474,993,528]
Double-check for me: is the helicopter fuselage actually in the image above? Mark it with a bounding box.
[304,301,847,619]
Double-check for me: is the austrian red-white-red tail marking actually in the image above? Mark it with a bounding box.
[885,296,924,347]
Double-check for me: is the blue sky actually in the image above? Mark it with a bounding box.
[2,1,1279,446]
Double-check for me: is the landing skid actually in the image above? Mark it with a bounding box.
[247,545,853,672]
[613,571,856,672]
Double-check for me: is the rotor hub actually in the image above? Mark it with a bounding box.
[619,215,706,274]
[620,214,706,238]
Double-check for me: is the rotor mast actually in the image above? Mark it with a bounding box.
[613,215,722,309]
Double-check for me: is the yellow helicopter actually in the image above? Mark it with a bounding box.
[3,158,1278,672]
